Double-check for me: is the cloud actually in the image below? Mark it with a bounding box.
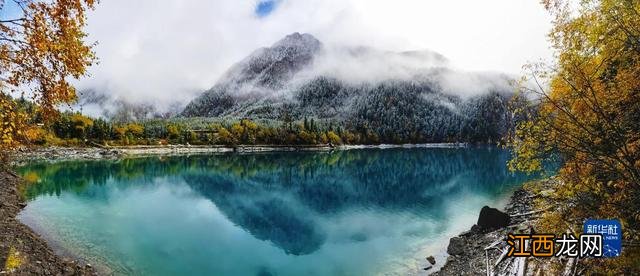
[76,0,552,111]
[303,46,451,84]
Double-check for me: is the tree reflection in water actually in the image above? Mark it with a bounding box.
[19,148,537,256]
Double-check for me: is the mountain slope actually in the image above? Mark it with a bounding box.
[182,33,516,143]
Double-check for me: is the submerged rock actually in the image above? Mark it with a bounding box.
[476,205,510,231]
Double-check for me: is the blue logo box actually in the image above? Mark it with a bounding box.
[583,219,622,257]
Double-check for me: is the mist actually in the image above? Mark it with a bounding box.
[298,45,514,99]
[74,0,551,117]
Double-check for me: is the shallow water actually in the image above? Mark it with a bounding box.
[17,147,534,275]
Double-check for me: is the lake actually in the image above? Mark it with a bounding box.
[17,147,534,275]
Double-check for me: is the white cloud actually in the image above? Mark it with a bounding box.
[76,0,552,110]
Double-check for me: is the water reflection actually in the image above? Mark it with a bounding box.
[18,148,535,275]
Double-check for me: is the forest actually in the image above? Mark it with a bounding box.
[4,87,519,147]
[5,96,369,147]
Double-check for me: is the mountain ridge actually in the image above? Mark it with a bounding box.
[182,33,518,143]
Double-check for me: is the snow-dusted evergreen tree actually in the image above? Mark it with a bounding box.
[182,33,518,143]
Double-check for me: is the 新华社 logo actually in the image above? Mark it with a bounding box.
[583,219,622,257]
[505,219,622,258]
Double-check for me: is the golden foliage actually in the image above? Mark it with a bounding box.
[217,127,235,145]
[166,124,180,140]
[1,0,96,150]
[24,126,46,144]
[23,171,40,184]
[326,131,342,145]
[126,123,144,137]
[4,247,23,272]
[230,123,244,138]
[510,0,640,273]
[0,96,26,150]
[242,119,258,131]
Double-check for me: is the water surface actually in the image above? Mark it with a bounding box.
[17,148,533,275]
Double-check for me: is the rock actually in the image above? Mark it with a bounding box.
[472,240,480,248]
[477,206,510,231]
[63,266,75,276]
[446,255,456,263]
[447,236,466,256]
[470,224,482,233]
[426,255,436,265]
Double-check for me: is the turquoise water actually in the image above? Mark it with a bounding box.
[17,148,534,275]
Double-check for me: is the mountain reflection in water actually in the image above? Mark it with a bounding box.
[18,148,536,275]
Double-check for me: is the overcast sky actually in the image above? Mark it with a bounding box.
[28,0,554,107]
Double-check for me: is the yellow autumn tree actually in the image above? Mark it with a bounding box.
[1,0,96,154]
[126,123,144,138]
[509,0,639,272]
[217,127,235,145]
[0,95,26,156]
[70,113,93,139]
[326,131,342,145]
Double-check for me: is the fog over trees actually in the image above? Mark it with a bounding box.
[182,33,519,143]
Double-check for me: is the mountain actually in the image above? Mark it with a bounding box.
[182,32,518,143]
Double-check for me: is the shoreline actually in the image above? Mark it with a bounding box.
[5,142,523,276]
[0,169,97,275]
[431,178,557,275]
[11,143,470,165]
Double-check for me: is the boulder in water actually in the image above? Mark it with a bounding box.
[426,255,436,265]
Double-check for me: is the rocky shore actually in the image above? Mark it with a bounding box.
[432,178,572,276]
[431,187,535,275]
[8,145,330,166]
[0,169,96,275]
[10,143,468,166]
